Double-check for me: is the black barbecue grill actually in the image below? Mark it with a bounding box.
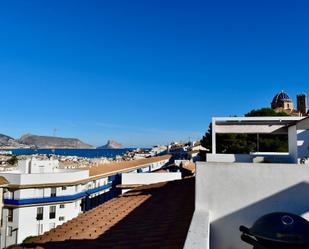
[239,212,309,249]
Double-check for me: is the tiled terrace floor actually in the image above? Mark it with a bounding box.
[16,177,195,249]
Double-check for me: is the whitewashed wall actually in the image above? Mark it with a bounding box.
[206,153,292,163]
[0,170,89,185]
[17,159,60,174]
[191,162,309,249]
[11,184,85,200]
[122,172,181,186]
[2,201,82,245]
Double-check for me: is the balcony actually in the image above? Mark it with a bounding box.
[4,182,113,205]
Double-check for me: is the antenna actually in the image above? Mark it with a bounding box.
[53,128,59,137]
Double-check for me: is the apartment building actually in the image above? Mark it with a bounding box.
[0,155,171,248]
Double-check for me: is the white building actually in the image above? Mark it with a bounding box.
[0,155,171,248]
[184,161,309,249]
[0,158,105,248]
[183,115,309,249]
[150,145,168,156]
[208,116,309,164]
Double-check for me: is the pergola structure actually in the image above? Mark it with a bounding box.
[211,116,309,163]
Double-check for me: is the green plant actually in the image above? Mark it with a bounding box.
[300,157,308,164]
[7,155,18,165]
[201,108,290,154]
[23,236,36,243]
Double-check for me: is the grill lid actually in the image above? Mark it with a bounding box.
[248,212,309,244]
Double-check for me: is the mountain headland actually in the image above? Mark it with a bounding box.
[97,140,123,149]
[19,134,93,149]
[0,133,93,149]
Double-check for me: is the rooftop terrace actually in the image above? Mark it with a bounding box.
[16,177,194,249]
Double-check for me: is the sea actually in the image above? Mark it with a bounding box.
[2,148,133,158]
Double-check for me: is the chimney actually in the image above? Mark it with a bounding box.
[297,93,307,115]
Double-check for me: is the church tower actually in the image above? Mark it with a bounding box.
[297,93,307,115]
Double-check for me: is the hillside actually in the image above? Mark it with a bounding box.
[18,134,93,149]
[0,134,26,148]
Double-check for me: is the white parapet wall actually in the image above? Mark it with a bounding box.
[206,152,292,164]
[121,172,182,194]
[122,172,181,185]
[184,162,309,249]
[0,170,89,185]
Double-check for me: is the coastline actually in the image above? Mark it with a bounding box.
[0,148,132,158]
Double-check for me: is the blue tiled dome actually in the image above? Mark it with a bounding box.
[272,90,292,104]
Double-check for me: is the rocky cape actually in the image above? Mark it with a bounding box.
[0,134,27,148]
[0,133,93,149]
[19,134,93,149]
[97,140,123,149]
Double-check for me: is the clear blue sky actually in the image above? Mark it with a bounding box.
[1,0,309,147]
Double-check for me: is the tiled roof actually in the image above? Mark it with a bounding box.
[7,155,172,189]
[18,177,194,249]
[181,161,196,174]
[0,176,9,186]
[88,154,172,177]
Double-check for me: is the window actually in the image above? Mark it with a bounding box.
[36,207,43,220]
[51,188,56,197]
[49,206,56,219]
[60,204,65,209]
[61,186,66,191]
[8,209,13,222]
[7,226,13,237]
[59,216,65,221]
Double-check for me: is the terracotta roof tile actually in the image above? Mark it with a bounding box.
[0,176,9,186]
[181,161,196,174]
[19,177,194,249]
[88,155,172,177]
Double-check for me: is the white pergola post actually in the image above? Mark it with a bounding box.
[212,118,216,154]
[288,125,298,163]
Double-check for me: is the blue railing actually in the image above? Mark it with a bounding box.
[86,183,112,195]
[4,182,113,205]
